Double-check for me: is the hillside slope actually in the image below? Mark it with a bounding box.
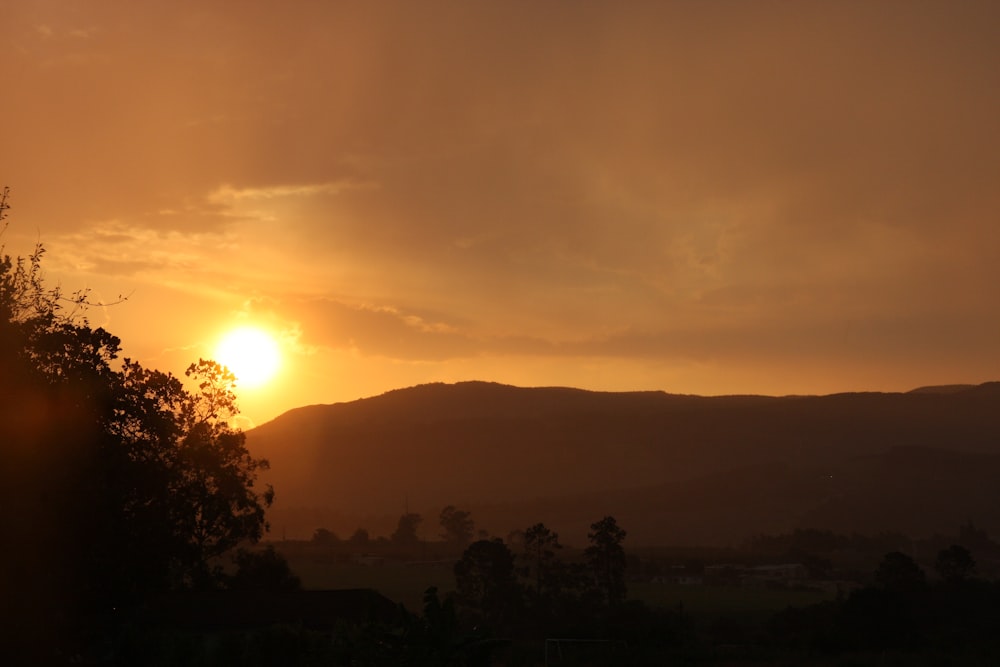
[246,381,1000,545]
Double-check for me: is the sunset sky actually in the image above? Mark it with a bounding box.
[3,1,999,426]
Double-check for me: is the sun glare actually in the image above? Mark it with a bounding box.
[214,327,281,389]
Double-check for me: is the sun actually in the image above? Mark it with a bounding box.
[214,327,281,389]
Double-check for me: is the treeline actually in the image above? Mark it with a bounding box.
[745,523,1000,581]
[115,533,1000,665]
[437,537,1000,663]
[379,515,688,667]
[304,509,637,632]
[768,547,1000,662]
[306,505,480,556]
[288,515,686,666]
[451,517,629,630]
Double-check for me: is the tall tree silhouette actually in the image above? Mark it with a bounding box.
[585,515,628,606]
[522,522,563,600]
[454,538,521,628]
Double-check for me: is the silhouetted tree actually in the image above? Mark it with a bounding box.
[440,505,475,547]
[586,515,628,606]
[522,522,563,600]
[454,538,521,627]
[392,587,508,666]
[112,358,273,590]
[874,551,926,593]
[312,527,339,545]
[399,587,462,664]
[0,224,273,659]
[958,521,999,554]
[348,527,371,547]
[935,544,976,583]
[228,545,301,591]
[392,512,423,546]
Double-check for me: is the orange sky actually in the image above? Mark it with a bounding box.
[3,1,999,425]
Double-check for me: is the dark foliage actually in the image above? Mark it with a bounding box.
[229,545,302,592]
[874,551,926,593]
[522,522,563,602]
[439,505,475,547]
[935,543,976,583]
[450,516,639,642]
[453,538,522,628]
[348,527,371,547]
[769,550,1000,661]
[311,527,340,546]
[391,512,423,547]
[0,224,273,661]
[586,515,628,606]
[393,587,508,667]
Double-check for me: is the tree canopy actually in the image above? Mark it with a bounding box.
[453,538,521,627]
[935,544,976,584]
[391,512,423,546]
[439,505,475,547]
[522,522,563,599]
[874,551,926,593]
[0,210,274,658]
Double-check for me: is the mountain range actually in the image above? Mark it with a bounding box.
[246,381,1000,546]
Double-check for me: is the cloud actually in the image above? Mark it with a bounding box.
[4,0,1000,413]
[258,297,479,362]
[208,182,372,203]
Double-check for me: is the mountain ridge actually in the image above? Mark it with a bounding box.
[246,381,1000,545]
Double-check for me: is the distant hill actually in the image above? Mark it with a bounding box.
[246,381,1000,546]
[907,384,978,394]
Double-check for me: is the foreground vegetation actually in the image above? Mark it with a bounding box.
[1,192,277,663]
[96,534,1000,666]
[258,520,1000,665]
